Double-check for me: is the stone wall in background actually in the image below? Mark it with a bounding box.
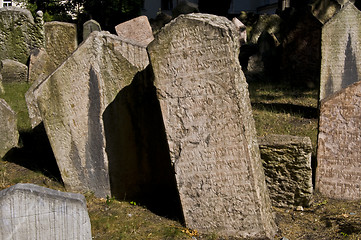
[148,13,276,238]
[0,98,18,158]
[0,183,91,239]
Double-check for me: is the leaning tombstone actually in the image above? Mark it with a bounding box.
[115,16,154,47]
[0,183,92,239]
[0,7,44,64]
[83,19,101,41]
[317,81,361,199]
[259,134,313,208]
[319,2,361,100]
[0,59,28,83]
[0,98,18,158]
[33,31,149,197]
[148,14,276,238]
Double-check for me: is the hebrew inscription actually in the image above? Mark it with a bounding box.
[148,14,276,238]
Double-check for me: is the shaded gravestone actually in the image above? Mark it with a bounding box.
[319,2,361,100]
[317,81,361,199]
[115,16,154,47]
[0,98,18,158]
[33,31,149,197]
[44,21,78,68]
[148,14,276,238]
[0,59,28,83]
[259,135,313,208]
[0,183,91,239]
[0,7,44,64]
[83,19,101,41]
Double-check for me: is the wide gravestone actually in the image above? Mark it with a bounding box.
[0,183,91,239]
[0,98,18,158]
[34,31,149,197]
[317,81,361,199]
[0,59,28,83]
[148,14,276,238]
[319,2,361,100]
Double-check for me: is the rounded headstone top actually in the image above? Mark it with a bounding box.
[36,10,43,17]
[0,6,35,24]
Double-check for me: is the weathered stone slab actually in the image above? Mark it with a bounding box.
[0,74,4,94]
[44,21,78,68]
[259,134,313,208]
[0,7,44,64]
[148,14,276,238]
[317,80,361,200]
[115,16,154,47]
[319,2,361,100]
[34,31,149,197]
[83,19,101,41]
[28,48,52,83]
[0,98,18,158]
[0,59,28,83]
[0,183,91,239]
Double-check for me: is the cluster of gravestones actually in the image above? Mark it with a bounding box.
[0,2,360,239]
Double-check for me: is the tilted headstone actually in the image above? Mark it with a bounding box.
[0,98,18,158]
[148,14,276,238]
[0,7,44,64]
[0,59,28,83]
[115,16,154,47]
[83,19,101,41]
[0,183,91,239]
[259,135,313,208]
[317,80,361,199]
[319,2,361,100]
[33,31,149,197]
[44,21,78,68]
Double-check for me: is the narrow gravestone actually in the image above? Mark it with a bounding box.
[259,134,313,208]
[0,183,92,239]
[0,74,4,94]
[148,14,276,238]
[0,98,18,158]
[28,48,51,83]
[33,31,149,197]
[317,81,361,199]
[83,19,101,41]
[115,16,154,47]
[0,59,28,83]
[0,7,44,64]
[319,2,361,100]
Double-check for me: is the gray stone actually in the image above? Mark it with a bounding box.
[172,0,199,18]
[0,59,28,83]
[83,19,101,41]
[44,21,78,68]
[319,2,361,100]
[0,183,92,239]
[248,14,281,45]
[148,14,276,238]
[28,48,52,83]
[33,31,149,197]
[232,17,247,45]
[0,98,18,158]
[0,74,4,94]
[311,0,341,24]
[259,134,313,208]
[0,7,44,64]
[317,80,361,200]
[115,16,154,47]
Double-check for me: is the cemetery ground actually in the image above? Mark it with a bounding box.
[0,81,360,240]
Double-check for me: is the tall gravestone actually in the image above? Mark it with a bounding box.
[319,2,361,100]
[83,19,101,41]
[317,81,361,199]
[33,31,149,197]
[0,98,18,158]
[0,7,44,64]
[148,14,276,238]
[0,183,91,239]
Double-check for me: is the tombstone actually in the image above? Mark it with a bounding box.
[0,183,92,239]
[0,74,4,94]
[0,98,18,158]
[44,21,78,68]
[0,59,28,83]
[33,31,149,197]
[172,0,199,18]
[0,7,44,64]
[83,19,101,41]
[319,2,361,100]
[148,14,276,238]
[259,135,313,208]
[115,16,154,47]
[232,17,247,45]
[316,80,361,199]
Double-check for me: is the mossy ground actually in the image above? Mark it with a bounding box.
[0,81,360,239]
